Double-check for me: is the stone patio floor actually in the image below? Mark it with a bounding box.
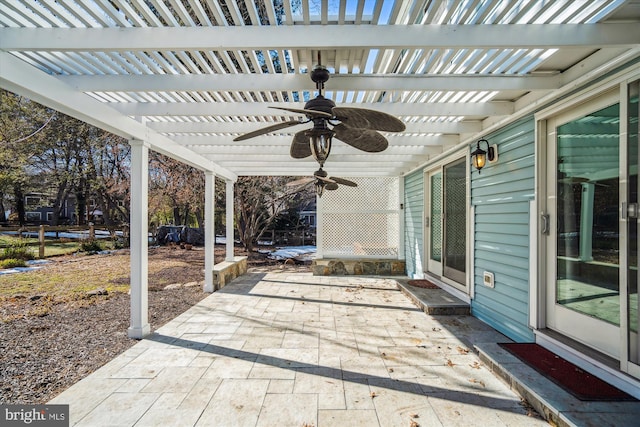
[48,271,618,426]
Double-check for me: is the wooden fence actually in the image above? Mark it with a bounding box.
[0,225,128,258]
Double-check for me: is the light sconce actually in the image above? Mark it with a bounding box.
[471,139,498,172]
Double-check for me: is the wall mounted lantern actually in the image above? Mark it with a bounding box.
[471,139,498,172]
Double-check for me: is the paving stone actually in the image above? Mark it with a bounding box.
[75,392,160,427]
[141,366,206,393]
[255,393,317,427]
[135,392,199,427]
[202,356,255,379]
[266,379,294,394]
[318,409,380,426]
[197,379,269,427]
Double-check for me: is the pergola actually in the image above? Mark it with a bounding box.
[2,0,639,337]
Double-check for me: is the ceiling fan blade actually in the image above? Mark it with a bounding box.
[332,124,388,153]
[315,175,336,184]
[290,131,313,158]
[330,177,358,187]
[286,177,314,187]
[270,106,332,119]
[332,107,406,132]
[233,120,303,141]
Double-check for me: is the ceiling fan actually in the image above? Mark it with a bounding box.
[233,55,406,167]
[287,167,357,197]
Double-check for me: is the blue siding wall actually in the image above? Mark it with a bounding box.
[404,169,424,278]
[471,117,535,342]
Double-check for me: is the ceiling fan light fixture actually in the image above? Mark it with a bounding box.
[309,129,334,166]
[315,180,325,197]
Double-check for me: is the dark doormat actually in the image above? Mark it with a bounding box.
[499,343,637,401]
[407,279,440,289]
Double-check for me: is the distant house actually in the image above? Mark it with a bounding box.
[20,193,112,225]
[298,199,317,229]
[23,192,75,225]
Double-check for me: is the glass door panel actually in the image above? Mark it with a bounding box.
[428,171,443,275]
[443,159,467,284]
[556,102,620,325]
[546,93,621,359]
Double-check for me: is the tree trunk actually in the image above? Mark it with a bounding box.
[14,185,25,226]
[0,194,6,222]
[172,206,181,225]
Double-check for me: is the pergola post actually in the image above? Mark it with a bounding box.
[204,171,215,293]
[225,179,235,262]
[128,139,150,339]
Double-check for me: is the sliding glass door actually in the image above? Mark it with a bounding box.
[426,158,467,290]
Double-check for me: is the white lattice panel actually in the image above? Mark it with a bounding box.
[320,177,400,258]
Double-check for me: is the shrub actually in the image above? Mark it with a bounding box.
[0,258,27,269]
[79,239,103,253]
[1,241,35,261]
[113,237,129,250]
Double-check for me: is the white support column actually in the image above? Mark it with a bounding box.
[225,179,235,262]
[128,139,150,339]
[204,171,215,293]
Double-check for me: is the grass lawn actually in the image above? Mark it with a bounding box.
[0,235,117,259]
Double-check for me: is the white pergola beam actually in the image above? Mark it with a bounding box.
[187,145,443,156]
[112,101,515,117]
[148,120,481,134]
[202,154,428,162]
[2,24,639,50]
[231,165,414,177]
[0,52,237,181]
[171,134,458,147]
[59,73,560,91]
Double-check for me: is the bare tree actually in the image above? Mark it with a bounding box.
[148,153,205,227]
[234,176,312,254]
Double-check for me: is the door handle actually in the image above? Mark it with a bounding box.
[541,213,550,235]
[623,202,638,219]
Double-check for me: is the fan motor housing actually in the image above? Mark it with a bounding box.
[304,95,335,115]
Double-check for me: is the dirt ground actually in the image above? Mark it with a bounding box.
[0,245,309,404]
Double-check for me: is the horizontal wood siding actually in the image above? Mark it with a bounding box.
[404,169,424,278]
[471,117,535,342]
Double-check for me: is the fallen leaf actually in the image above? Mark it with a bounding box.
[446,359,456,367]
[469,361,481,369]
[410,421,419,427]
[410,413,419,418]
[370,391,378,398]
[388,368,394,373]
[457,346,469,354]
[469,378,486,387]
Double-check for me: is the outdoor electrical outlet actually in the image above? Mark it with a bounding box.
[483,271,495,288]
